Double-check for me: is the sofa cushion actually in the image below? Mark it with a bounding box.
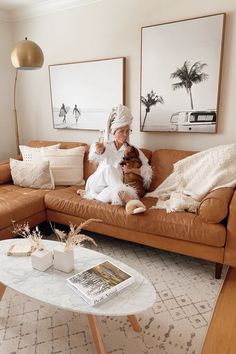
[28,140,92,182]
[198,187,235,223]
[10,159,55,190]
[0,184,47,230]
[45,187,226,248]
[41,146,85,185]
[150,149,195,192]
[19,144,61,162]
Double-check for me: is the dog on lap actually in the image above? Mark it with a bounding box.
[120,142,145,199]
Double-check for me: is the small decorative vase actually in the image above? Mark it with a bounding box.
[53,244,74,273]
[31,249,53,272]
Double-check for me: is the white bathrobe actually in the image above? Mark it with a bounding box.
[84,141,153,205]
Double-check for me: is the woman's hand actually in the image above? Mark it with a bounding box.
[95,142,105,154]
[122,166,141,176]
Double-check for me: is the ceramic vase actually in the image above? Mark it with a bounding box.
[53,244,74,273]
[31,249,53,272]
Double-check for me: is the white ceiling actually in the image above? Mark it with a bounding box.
[0,0,103,21]
[0,0,44,10]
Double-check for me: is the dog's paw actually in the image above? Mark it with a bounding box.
[77,189,86,197]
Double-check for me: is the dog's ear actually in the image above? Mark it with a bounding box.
[126,143,139,156]
[133,146,140,157]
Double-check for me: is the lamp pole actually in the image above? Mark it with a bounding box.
[13,70,20,154]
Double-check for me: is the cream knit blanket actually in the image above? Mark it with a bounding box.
[146,144,236,213]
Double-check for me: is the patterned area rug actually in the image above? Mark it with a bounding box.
[0,233,227,354]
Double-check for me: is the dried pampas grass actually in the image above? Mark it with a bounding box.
[51,219,101,252]
[12,221,44,251]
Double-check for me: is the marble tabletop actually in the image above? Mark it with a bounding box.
[0,239,156,316]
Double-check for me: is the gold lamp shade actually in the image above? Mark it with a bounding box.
[11,37,44,70]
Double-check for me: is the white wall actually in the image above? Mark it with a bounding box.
[8,0,236,153]
[0,10,16,159]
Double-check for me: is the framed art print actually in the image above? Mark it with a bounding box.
[140,13,225,133]
[49,57,125,130]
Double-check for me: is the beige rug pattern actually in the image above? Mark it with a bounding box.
[0,234,227,354]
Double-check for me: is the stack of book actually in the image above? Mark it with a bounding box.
[67,260,135,305]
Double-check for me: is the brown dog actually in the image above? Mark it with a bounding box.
[120,142,145,198]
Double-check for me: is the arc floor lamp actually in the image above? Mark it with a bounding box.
[11,38,44,153]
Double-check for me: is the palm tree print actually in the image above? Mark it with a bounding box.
[170,61,208,109]
[141,90,164,130]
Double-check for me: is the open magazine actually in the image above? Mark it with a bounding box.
[67,260,135,305]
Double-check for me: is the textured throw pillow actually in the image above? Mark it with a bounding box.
[10,158,55,189]
[19,144,61,162]
[41,146,85,185]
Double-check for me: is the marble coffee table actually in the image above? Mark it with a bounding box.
[0,239,156,354]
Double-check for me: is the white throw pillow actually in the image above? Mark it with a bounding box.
[10,158,55,189]
[41,146,85,185]
[19,144,61,162]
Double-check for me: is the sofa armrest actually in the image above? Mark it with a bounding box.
[0,160,12,184]
[198,187,234,223]
[224,190,236,266]
[0,155,22,185]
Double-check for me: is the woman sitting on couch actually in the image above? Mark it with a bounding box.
[77,105,152,215]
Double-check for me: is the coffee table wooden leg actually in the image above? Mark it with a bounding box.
[127,315,142,332]
[87,314,106,354]
[0,282,6,301]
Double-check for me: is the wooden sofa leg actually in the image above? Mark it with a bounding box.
[215,263,223,279]
[0,282,6,301]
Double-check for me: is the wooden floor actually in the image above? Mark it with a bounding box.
[201,267,236,354]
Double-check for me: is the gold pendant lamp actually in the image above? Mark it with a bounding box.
[11,37,44,69]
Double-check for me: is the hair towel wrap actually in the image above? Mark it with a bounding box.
[104,105,133,142]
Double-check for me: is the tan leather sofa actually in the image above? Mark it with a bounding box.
[1,140,235,278]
